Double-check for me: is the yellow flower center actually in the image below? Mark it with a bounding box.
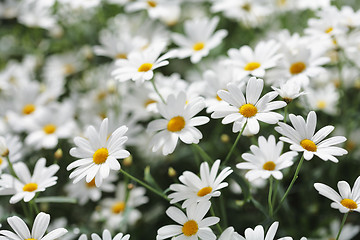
[43,124,57,134]
[300,139,317,152]
[340,198,357,210]
[193,42,205,51]
[167,116,186,132]
[263,161,276,171]
[345,140,356,151]
[244,62,261,71]
[182,220,198,236]
[325,27,333,34]
[197,186,213,197]
[112,201,126,214]
[22,104,36,115]
[144,99,157,107]
[317,100,326,109]
[147,0,157,7]
[23,183,38,192]
[86,178,96,188]
[242,3,251,11]
[25,239,37,240]
[63,64,75,75]
[277,0,287,6]
[93,148,109,164]
[116,53,127,59]
[138,63,153,72]
[216,94,222,101]
[239,104,258,118]
[0,157,3,165]
[289,62,306,75]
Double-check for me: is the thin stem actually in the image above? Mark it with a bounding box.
[268,176,274,217]
[219,196,228,228]
[192,144,214,164]
[283,105,288,123]
[223,122,247,166]
[210,204,222,233]
[6,156,19,180]
[30,199,39,215]
[151,79,166,103]
[274,154,304,214]
[336,212,349,240]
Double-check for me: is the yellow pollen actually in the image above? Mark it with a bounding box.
[182,220,198,236]
[197,187,213,197]
[43,124,57,134]
[86,178,96,188]
[144,99,157,107]
[0,157,3,165]
[340,198,357,210]
[25,239,36,240]
[239,104,257,118]
[138,63,153,72]
[116,53,127,59]
[244,62,261,71]
[278,0,287,6]
[147,0,157,7]
[112,201,126,214]
[23,183,38,192]
[22,104,36,115]
[242,3,251,11]
[317,100,326,109]
[63,64,75,75]
[216,94,222,101]
[193,42,205,51]
[300,139,317,152]
[289,62,306,75]
[345,141,356,151]
[97,91,107,101]
[325,27,333,34]
[263,161,276,171]
[93,148,109,164]
[167,116,186,132]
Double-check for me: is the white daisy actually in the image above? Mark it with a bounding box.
[271,80,305,104]
[0,158,59,204]
[156,201,219,240]
[67,118,130,187]
[314,176,360,213]
[275,111,348,162]
[168,159,233,208]
[237,222,283,240]
[170,16,228,63]
[111,42,171,84]
[303,84,339,115]
[218,227,242,240]
[147,91,209,155]
[237,135,298,181]
[226,40,282,79]
[78,229,130,240]
[0,135,23,173]
[211,77,286,134]
[0,212,67,240]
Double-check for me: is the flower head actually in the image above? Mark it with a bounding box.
[78,229,130,240]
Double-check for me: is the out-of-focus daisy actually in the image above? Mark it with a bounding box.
[0,158,59,204]
[112,43,171,84]
[168,159,233,208]
[218,227,242,240]
[317,219,360,240]
[147,91,209,155]
[271,81,305,104]
[0,135,23,173]
[78,229,130,240]
[314,176,360,213]
[0,212,67,240]
[67,118,130,187]
[25,102,77,149]
[170,16,227,63]
[275,111,347,162]
[211,77,286,134]
[65,172,117,205]
[237,135,297,181]
[227,40,282,79]
[0,0,20,19]
[92,183,148,232]
[237,222,287,240]
[303,84,339,115]
[157,201,219,240]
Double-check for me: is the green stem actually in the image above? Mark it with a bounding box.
[219,196,228,228]
[268,176,274,217]
[192,144,214,164]
[151,79,165,103]
[6,156,19,180]
[274,154,304,214]
[223,122,247,166]
[284,106,288,123]
[272,179,279,207]
[210,204,222,233]
[336,212,349,240]
[30,199,39,214]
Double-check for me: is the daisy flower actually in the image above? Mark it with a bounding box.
[170,16,228,63]
[303,84,339,115]
[67,118,130,187]
[211,77,286,134]
[0,212,67,240]
[226,40,282,79]
[0,158,59,204]
[275,111,347,162]
[168,159,233,208]
[218,227,242,240]
[156,201,219,240]
[271,80,305,104]
[147,91,209,155]
[237,135,298,181]
[0,135,23,173]
[111,42,171,84]
[237,222,286,240]
[314,176,360,213]
[78,229,130,240]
